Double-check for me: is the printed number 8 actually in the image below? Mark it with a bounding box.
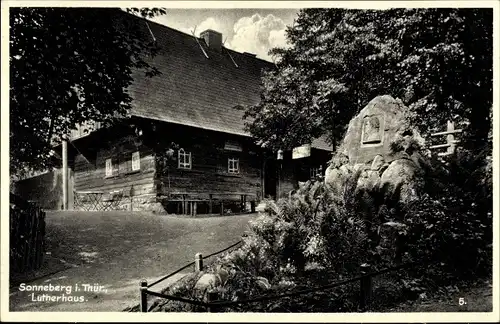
[459,297,466,305]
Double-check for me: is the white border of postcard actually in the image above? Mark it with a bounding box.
[1,1,499,322]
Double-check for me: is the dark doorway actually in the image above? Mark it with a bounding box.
[264,158,277,199]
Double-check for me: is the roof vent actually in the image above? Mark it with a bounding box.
[200,29,222,52]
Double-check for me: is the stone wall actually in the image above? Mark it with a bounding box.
[13,168,74,210]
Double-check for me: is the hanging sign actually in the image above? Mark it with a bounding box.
[292,144,311,159]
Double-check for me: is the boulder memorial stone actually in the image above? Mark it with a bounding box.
[324,95,434,263]
[325,95,428,204]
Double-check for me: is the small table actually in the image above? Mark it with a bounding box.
[101,190,124,211]
[75,191,104,211]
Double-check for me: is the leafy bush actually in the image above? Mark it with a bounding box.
[245,173,373,277]
[395,146,493,287]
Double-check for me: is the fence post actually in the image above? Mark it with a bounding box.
[359,263,372,311]
[206,290,219,313]
[195,253,203,272]
[446,120,456,155]
[31,208,39,271]
[140,280,148,312]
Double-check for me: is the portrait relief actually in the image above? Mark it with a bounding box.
[362,115,383,144]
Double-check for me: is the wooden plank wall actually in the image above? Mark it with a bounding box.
[156,131,262,202]
[71,121,331,213]
[73,134,158,211]
[73,123,263,212]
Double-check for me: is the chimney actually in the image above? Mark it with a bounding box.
[200,29,222,52]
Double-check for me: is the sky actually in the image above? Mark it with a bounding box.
[148,9,299,61]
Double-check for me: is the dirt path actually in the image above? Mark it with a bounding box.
[9,211,256,312]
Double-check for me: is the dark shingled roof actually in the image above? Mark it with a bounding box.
[126,14,332,151]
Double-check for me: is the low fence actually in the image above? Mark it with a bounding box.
[428,120,462,157]
[137,241,422,313]
[137,241,242,312]
[10,193,46,273]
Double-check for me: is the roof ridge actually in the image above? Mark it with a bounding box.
[223,46,274,65]
[123,10,205,42]
[123,9,275,65]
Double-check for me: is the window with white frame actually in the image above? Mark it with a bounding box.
[178,149,192,169]
[228,158,239,174]
[105,158,113,177]
[131,151,140,171]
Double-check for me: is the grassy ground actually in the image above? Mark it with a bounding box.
[9,211,257,312]
[10,254,75,288]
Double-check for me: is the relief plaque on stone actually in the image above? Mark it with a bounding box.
[361,115,383,145]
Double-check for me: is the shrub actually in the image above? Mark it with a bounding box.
[396,146,493,287]
[241,173,373,279]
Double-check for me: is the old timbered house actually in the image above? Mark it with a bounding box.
[15,12,332,214]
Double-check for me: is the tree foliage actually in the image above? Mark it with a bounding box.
[244,8,493,152]
[10,7,166,176]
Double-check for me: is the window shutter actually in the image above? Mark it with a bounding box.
[112,157,119,175]
[132,151,140,171]
[105,158,112,177]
